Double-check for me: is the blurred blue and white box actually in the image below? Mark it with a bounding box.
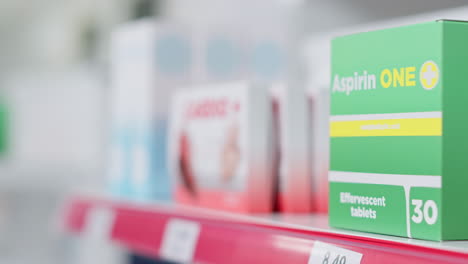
[109,18,193,201]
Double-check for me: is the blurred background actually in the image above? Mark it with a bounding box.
[1,0,468,263]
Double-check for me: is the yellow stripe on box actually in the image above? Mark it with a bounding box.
[330,118,442,137]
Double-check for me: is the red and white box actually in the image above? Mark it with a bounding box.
[307,88,329,213]
[169,81,274,213]
[304,37,330,214]
[272,84,314,213]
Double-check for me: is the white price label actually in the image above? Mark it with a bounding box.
[84,207,116,240]
[308,241,363,264]
[160,219,201,263]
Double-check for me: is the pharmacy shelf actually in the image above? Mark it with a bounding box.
[62,196,468,264]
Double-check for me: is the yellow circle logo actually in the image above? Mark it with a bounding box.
[420,61,439,90]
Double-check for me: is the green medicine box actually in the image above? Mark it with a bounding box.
[0,102,6,155]
[329,20,468,241]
